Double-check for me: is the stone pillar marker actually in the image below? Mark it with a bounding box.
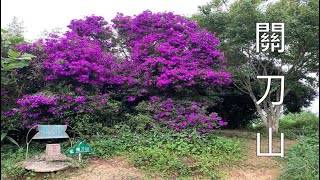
[24,125,80,172]
[46,144,61,156]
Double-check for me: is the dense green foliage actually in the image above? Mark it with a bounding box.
[279,112,319,130]
[250,111,319,131]
[209,85,257,129]
[278,135,319,180]
[1,29,38,109]
[248,111,319,141]
[192,0,319,131]
[1,147,26,179]
[86,127,243,178]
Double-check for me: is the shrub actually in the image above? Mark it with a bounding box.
[2,92,110,129]
[139,96,228,132]
[125,113,154,133]
[128,131,243,177]
[247,111,319,132]
[73,114,110,138]
[278,136,319,180]
[279,112,319,130]
[72,97,123,137]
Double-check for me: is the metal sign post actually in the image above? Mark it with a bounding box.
[25,125,75,159]
[67,141,93,162]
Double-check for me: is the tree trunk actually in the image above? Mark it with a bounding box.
[258,113,280,133]
[271,104,282,133]
[249,92,281,133]
[263,105,281,133]
[271,120,279,133]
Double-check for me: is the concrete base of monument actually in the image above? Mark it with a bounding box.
[24,154,80,172]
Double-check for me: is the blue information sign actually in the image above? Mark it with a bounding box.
[32,125,69,139]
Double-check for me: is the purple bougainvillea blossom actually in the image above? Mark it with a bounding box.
[3,93,109,128]
[147,97,228,132]
[18,11,231,91]
[12,11,231,131]
[128,96,136,102]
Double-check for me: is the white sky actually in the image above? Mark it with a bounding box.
[1,0,211,40]
[1,0,319,115]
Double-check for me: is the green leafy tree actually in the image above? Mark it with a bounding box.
[192,0,319,132]
[40,27,63,38]
[7,16,25,37]
[1,29,38,146]
[1,28,37,108]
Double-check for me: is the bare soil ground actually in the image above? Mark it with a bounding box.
[65,156,144,180]
[224,137,296,180]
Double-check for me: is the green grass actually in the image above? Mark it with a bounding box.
[1,127,244,180]
[93,128,244,178]
[128,135,243,178]
[1,146,27,179]
[1,143,49,179]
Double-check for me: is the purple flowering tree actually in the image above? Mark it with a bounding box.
[112,11,231,90]
[5,11,232,133]
[17,11,231,91]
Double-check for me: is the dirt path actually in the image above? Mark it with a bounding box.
[62,136,296,180]
[224,138,296,180]
[67,156,146,180]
